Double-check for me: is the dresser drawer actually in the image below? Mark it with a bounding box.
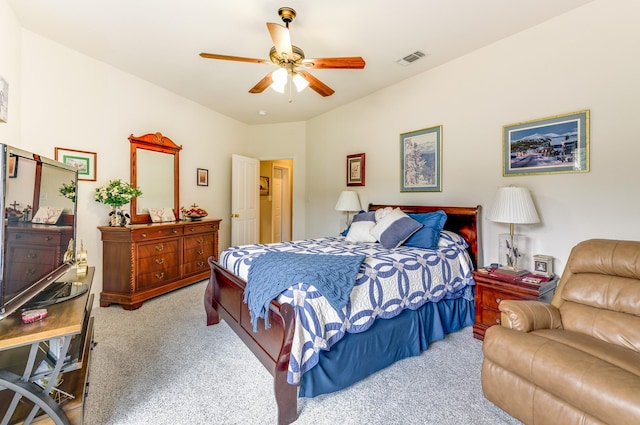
[184,259,210,275]
[184,234,213,250]
[6,230,63,245]
[184,222,218,235]
[480,287,512,310]
[137,240,179,259]
[131,226,182,241]
[480,307,502,327]
[137,266,180,290]
[138,251,179,272]
[7,246,57,266]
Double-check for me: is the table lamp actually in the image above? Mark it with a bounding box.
[335,190,361,228]
[487,186,540,276]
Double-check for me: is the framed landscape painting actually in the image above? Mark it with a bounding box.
[400,125,442,192]
[503,110,589,176]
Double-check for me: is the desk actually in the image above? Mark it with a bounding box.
[0,267,95,425]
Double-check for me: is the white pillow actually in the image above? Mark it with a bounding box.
[374,206,393,222]
[345,221,377,243]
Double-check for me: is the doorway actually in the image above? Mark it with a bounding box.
[259,159,293,244]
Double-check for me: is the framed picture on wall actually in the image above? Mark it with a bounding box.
[400,125,442,192]
[260,176,270,196]
[346,153,365,186]
[55,147,97,181]
[197,168,208,186]
[503,110,590,176]
[0,76,8,123]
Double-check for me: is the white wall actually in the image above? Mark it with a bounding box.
[305,0,640,274]
[0,0,21,143]
[7,28,250,298]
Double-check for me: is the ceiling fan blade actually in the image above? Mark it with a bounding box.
[302,57,366,69]
[200,52,270,64]
[266,23,293,60]
[297,70,335,97]
[249,73,274,94]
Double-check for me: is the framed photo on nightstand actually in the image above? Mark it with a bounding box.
[533,254,554,278]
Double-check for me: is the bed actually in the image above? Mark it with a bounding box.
[204,204,481,424]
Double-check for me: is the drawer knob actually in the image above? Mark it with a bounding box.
[197,261,205,267]
[155,272,164,280]
[495,298,501,304]
[197,250,204,256]
[172,229,177,234]
[155,258,164,265]
[155,244,164,252]
[141,233,147,238]
[45,236,52,241]
[197,237,204,244]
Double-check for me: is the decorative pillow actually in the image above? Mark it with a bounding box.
[341,210,367,236]
[438,230,469,249]
[345,221,377,243]
[352,211,376,223]
[374,207,394,222]
[370,208,423,249]
[404,210,448,250]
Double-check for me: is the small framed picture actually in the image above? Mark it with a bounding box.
[260,176,270,196]
[8,154,18,178]
[197,168,208,186]
[55,147,97,181]
[533,254,554,278]
[346,153,365,186]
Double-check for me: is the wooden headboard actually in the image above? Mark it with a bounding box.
[368,204,482,269]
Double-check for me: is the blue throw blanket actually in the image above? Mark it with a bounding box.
[245,252,366,331]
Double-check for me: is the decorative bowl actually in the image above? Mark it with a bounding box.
[181,204,208,221]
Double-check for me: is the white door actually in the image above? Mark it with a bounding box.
[272,164,292,242]
[231,154,259,246]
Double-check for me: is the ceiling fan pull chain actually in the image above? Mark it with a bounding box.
[288,76,293,103]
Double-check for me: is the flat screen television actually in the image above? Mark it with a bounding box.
[0,144,79,320]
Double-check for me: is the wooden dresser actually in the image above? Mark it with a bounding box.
[4,224,73,298]
[99,219,221,309]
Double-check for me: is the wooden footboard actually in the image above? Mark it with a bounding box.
[205,258,298,425]
[205,204,481,424]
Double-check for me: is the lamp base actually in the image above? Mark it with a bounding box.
[495,267,529,277]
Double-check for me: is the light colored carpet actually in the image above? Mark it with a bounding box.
[85,281,522,425]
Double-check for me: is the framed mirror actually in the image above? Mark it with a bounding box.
[129,132,181,224]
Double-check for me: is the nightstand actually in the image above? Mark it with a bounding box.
[472,269,559,340]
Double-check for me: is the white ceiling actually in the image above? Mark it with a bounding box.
[8,0,594,125]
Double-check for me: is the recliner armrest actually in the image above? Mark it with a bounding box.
[499,300,563,332]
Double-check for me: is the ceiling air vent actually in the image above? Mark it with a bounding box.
[396,50,428,66]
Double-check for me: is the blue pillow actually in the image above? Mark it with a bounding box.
[370,208,423,249]
[404,210,448,250]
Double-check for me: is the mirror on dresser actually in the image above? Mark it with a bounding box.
[129,132,181,224]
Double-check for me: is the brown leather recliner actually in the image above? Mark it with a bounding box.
[482,239,640,425]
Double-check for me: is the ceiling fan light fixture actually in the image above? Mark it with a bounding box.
[293,73,309,92]
[270,68,288,93]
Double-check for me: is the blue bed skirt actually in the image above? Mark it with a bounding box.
[298,296,475,397]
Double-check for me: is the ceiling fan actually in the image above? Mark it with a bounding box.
[199,7,366,97]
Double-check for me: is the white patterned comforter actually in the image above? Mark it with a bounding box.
[220,235,475,385]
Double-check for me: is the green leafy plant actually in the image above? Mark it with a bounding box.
[95,179,142,207]
[59,180,76,203]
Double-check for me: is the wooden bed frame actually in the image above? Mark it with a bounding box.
[204,204,481,424]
